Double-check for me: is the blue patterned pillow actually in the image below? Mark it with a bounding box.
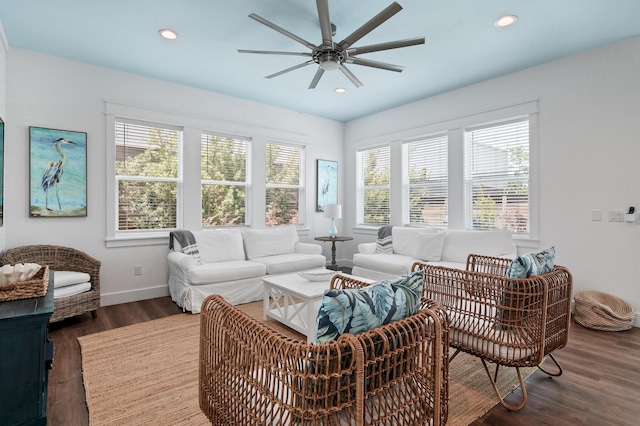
[507,247,556,278]
[313,271,423,344]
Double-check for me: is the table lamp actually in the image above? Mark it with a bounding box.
[323,204,342,237]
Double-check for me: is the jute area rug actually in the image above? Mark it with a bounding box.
[78,301,536,425]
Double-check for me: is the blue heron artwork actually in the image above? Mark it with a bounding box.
[316,159,338,212]
[29,126,87,217]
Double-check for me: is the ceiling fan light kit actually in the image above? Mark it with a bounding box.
[239,0,425,89]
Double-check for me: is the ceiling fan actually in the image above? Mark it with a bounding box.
[238,0,425,89]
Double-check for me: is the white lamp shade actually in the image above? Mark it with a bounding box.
[323,204,342,219]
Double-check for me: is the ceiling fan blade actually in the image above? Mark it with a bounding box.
[265,60,315,79]
[238,49,313,57]
[347,37,425,56]
[308,67,325,89]
[338,64,363,88]
[316,0,333,49]
[337,2,403,50]
[347,57,405,72]
[249,13,318,51]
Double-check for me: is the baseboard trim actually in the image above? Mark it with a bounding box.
[101,285,170,307]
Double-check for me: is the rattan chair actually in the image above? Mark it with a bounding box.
[412,254,572,411]
[0,245,101,323]
[199,274,449,426]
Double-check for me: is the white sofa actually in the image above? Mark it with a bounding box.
[352,227,517,280]
[168,226,326,313]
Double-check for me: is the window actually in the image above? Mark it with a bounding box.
[115,119,182,231]
[265,142,305,226]
[357,146,390,225]
[464,118,529,234]
[403,134,448,226]
[201,133,251,227]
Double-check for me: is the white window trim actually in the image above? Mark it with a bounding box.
[350,101,539,246]
[105,102,310,247]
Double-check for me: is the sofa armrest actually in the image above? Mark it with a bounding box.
[294,242,322,255]
[358,242,377,254]
[168,251,196,274]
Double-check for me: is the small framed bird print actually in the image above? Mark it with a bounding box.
[316,159,338,213]
[29,126,87,217]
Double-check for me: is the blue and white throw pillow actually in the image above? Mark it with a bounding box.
[313,271,423,344]
[507,246,556,279]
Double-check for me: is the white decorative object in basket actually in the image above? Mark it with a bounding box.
[0,263,42,284]
[297,270,338,282]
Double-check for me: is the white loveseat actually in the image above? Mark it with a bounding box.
[168,226,325,313]
[352,227,517,280]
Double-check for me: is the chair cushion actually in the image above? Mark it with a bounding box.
[243,226,299,260]
[507,247,555,278]
[53,271,91,289]
[314,271,423,344]
[188,261,266,285]
[54,282,91,299]
[251,253,325,275]
[193,229,246,263]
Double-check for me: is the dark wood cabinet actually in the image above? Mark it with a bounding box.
[0,282,54,426]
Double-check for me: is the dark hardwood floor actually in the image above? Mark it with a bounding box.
[46,297,640,426]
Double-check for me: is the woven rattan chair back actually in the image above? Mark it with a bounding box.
[199,274,449,426]
[412,254,572,411]
[0,245,101,322]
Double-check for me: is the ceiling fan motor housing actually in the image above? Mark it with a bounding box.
[314,48,346,70]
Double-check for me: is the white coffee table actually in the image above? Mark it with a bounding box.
[262,270,336,343]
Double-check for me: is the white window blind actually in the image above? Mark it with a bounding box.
[403,134,448,226]
[464,118,529,234]
[265,143,304,226]
[358,146,390,225]
[115,119,182,231]
[201,133,251,227]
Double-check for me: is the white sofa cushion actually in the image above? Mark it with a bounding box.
[353,253,415,276]
[54,282,91,299]
[188,260,266,285]
[441,229,513,263]
[243,226,299,260]
[413,230,446,261]
[53,271,91,289]
[391,227,417,256]
[194,230,245,263]
[252,253,325,275]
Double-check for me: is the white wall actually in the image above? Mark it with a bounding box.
[4,48,345,305]
[344,36,640,326]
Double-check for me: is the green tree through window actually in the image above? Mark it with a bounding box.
[201,134,249,226]
[115,121,180,231]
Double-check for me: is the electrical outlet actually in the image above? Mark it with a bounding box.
[134,265,142,276]
[608,211,624,222]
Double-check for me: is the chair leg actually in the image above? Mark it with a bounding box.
[537,353,563,377]
[91,310,98,319]
[480,359,528,411]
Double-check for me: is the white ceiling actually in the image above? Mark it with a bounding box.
[1,0,639,122]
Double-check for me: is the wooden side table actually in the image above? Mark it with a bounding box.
[314,236,353,271]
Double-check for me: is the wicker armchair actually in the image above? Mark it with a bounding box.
[0,245,101,323]
[412,254,572,411]
[199,274,449,426]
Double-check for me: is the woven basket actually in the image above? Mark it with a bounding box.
[0,265,50,302]
[574,290,635,331]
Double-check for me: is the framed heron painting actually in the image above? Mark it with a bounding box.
[316,159,338,212]
[29,126,87,217]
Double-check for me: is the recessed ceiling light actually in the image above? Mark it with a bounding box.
[335,87,347,94]
[158,28,178,40]
[495,15,517,28]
